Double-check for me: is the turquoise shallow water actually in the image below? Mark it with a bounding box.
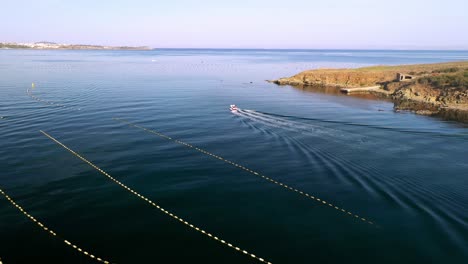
[0,49,467,263]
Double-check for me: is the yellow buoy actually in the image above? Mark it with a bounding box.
[32,82,35,88]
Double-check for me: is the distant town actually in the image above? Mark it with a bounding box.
[0,41,152,50]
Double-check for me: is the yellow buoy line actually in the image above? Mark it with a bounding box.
[113,117,377,227]
[27,85,66,108]
[40,130,272,264]
[27,85,79,110]
[0,188,111,263]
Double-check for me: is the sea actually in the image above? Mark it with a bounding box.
[0,49,467,263]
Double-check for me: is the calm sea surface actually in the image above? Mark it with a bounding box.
[0,49,467,263]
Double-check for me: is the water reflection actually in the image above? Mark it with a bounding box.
[283,84,390,101]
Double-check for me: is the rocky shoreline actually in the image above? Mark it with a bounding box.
[271,62,468,123]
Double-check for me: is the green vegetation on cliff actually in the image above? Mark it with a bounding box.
[417,69,468,90]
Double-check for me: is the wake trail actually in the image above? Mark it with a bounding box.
[235,109,468,232]
[252,110,468,139]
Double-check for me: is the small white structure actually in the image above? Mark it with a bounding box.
[397,73,414,82]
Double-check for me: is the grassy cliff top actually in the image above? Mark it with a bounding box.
[352,61,468,72]
[274,61,468,88]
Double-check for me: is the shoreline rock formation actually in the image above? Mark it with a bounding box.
[271,62,468,123]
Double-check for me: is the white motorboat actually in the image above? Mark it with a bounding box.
[230,104,238,112]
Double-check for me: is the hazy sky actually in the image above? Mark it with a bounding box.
[1,0,467,49]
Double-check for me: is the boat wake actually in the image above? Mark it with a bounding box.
[250,110,468,139]
[233,108,468,251]
[236,108,372,147]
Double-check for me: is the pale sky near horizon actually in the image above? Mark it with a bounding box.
[1,0,468,49]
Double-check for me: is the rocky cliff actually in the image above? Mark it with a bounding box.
[272,62,468,123]
[273,68,398,87]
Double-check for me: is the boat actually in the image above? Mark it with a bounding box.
[230,104,238,112]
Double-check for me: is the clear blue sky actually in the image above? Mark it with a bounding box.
[1,0,467,49]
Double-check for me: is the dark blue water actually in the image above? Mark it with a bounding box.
[1,49,467,264]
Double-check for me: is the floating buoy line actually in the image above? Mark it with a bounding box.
[0,188,111,263]
[113,117,377,227]
[26,84,80,110]
[40,130,272,264]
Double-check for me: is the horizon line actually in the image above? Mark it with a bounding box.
[153,47,468,51]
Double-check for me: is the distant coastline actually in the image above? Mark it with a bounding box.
[0,42,152,51]
[272,61,468,123]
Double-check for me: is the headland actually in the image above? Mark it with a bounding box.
[271,61,468,123]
